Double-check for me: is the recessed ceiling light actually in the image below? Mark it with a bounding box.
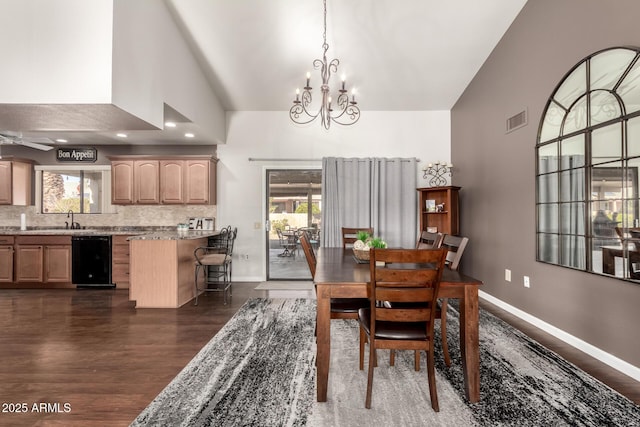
[165,121,177,128]
[55,139,68,143]
[117,133,128,138]
[184,133,195,138]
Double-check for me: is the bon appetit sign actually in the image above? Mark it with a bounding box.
[56,148,97,163]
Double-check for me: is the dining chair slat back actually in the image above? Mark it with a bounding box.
[342,227,374,249]
[416,230,443,249]
[299,231,316,279]
[441,235,469,271]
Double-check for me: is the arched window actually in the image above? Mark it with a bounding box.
[536,47,640,282]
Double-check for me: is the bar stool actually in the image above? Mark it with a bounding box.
[194,227,235,305]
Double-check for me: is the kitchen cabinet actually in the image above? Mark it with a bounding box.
[112,234,132,288]
[185,159,216,204]
[111,160,135,204]
[15,245,44,282]
[110,156,217,205]
[0,160,33,206]
[160,160,185,204]
[417,186,460,236]
[44,245,72,283]
[15,236,72,284]
[0,236,15,282]
[134,160,160,204]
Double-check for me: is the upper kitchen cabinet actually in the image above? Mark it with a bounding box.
[111,160,135,204]
[184,159,216,204]
[0,160,33,206]
[160,160,185,204]
[134,160,160,204]
[110,156,217,205]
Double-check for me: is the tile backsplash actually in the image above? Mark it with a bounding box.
[0,205,217,229]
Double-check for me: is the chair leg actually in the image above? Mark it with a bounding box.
[365,345,375,409]
[228,262,233,297]
[194,265,201,306]
[426,348,439,412]
[359,326,366,371]
[414,350,420,371]
[390,350,395,366]
[440,298,451,367]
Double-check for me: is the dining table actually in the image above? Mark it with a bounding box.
[313,247,484,403]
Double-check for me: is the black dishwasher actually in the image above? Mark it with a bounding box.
[72,236,115,288]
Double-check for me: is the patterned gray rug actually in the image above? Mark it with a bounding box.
[131,298,640,427]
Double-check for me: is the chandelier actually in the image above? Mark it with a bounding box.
[289,0,360,129]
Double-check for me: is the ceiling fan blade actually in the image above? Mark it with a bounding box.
[22,136,54,144]
[16,139,54,151]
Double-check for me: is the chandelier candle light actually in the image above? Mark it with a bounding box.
[422,161,453,187]
[289,0,360,129]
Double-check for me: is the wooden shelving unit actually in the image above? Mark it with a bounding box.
[417,186,460,236]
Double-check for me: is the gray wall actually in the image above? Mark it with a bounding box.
[452,0,640,368]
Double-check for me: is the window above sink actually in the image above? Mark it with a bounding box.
[34,165,114,214]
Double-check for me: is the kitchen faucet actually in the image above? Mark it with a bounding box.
[66,210,80,229]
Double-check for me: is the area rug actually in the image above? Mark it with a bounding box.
[130,298,316,426]
[131,298,640,427]
[254,281,315,291]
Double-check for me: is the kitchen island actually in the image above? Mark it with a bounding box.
[129,230,220,308]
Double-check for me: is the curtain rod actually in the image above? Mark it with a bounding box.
[248,158,321,162]
[248,157,420,162]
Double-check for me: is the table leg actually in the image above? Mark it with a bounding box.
[316,284,331,402]
[459,285,480,403]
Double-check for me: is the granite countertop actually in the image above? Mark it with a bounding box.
[0,226,221,240]
[127,230,221,241]
[0,226,173,237]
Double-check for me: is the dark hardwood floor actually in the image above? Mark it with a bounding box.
[0,284,637,426]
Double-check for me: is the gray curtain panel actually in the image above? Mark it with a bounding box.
[321,157,417,248]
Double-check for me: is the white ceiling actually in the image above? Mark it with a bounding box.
[167,0,527,111]
[2,0,527,148]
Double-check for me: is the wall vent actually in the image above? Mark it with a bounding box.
[506,109,527,133]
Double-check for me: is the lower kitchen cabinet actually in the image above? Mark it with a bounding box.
[0,237,14,282]
[14,236,72,285]
[44,245,72,283]
[112,235,132,288]
[15,245,44,282]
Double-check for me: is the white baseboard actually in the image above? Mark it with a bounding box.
[479,291,640,383]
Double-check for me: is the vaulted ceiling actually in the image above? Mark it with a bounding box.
[0,0,527,148]
[168,0,527,111]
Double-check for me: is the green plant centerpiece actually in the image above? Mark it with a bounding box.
[353,233,387,261]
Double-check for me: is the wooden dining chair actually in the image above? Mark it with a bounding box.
[434,234,469,366]
[299,231,316,278]
[358,247,447,410]
[416,230,443,249]
[342,227,374,249]
[300,230,369,327]
[389,233,469,368]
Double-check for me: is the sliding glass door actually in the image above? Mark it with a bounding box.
[266,169,321,280]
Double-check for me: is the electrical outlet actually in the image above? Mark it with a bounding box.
[244,254,249,260]
[524,276,530,288]
[505,269,511,282]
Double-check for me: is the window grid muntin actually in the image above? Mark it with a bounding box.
[536,47,640,282]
